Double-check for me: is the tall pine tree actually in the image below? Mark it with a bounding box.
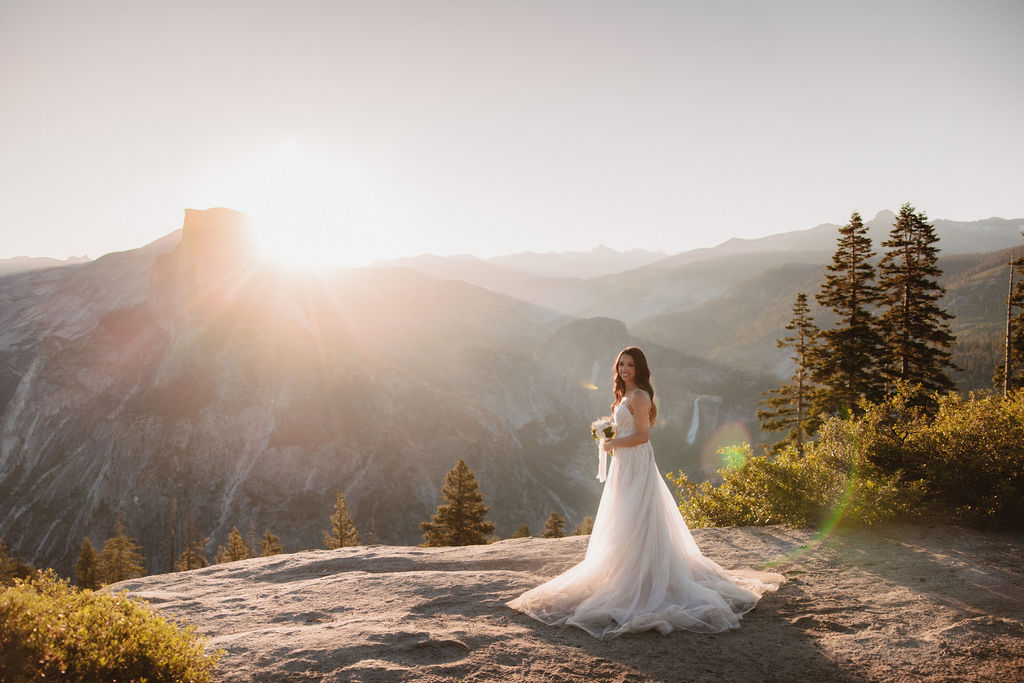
[543,511,566,538]
[98,519,146,585]
[876,203,958,394]
[573,516,595,536]
[75,537,101,590]
[813,211,885,414]
[260,529,284,556]
[215,526,253,563]
[758,292,820,452]
[420,459,495,546]
[323,490,360,548]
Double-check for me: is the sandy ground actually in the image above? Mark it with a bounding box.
[111,524,1024,682]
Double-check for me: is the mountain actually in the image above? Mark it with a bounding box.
[0,209,766,576]
[4,207,1020,576]
[486,245,667,279]
[632,247,1024,391]
[0,255,91,277]
[375,245,666,282]
[372,212,1024,325]
[650,211,1024,268]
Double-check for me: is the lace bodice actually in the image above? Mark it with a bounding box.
[613,401,635,438]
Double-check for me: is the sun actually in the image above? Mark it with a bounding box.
[212,142,381,268]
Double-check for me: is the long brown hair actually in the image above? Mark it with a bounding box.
[611,346,657,426]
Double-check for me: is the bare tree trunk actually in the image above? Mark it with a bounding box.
[1005,253,1015,397]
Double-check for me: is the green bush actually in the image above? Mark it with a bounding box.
[670,384,1024,530]
[669,434,920,529]
[0,570,220,682]
[911,390,1024,527]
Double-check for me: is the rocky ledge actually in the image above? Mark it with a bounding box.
[111,525,1024,682]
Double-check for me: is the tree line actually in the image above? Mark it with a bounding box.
[0,458,580,589]
[758,203,1024,451]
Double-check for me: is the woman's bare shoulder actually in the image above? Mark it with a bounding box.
[627,388,651,408]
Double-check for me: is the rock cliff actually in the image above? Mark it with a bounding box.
[110,525,1024,682]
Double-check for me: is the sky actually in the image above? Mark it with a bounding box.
[1,0,1022,267]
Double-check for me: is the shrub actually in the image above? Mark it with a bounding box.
[913,390,1024,527]
[0,570,220,682]
[670,384,1024,530]
[669,430,921,529]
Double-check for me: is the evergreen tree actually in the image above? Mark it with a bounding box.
[323,490,360,549]
[98,520,146,585]
[511,524,531,538]
[215,526,253,563]
[0,539,36,586]
[174,506,209,571]
[813,211,885,414]
[877,204,958,394]
[573,516,595,535]
[758,292,820,452]
[994,255,1024,393]
[420,459,495,546]
[75,537,101,590]
[543,511,566,538]
[260,529,283,556]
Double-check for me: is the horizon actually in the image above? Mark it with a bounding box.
[4,205,1020,267]
[3,1,1023,265]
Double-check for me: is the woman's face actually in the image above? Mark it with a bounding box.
[617,353,636,385]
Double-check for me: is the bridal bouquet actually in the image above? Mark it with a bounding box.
[591,418,614,442]
[591,418,615,482]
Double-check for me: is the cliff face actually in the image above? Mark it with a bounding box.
[0,209,765,575]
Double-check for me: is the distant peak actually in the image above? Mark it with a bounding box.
[873,209,897,222]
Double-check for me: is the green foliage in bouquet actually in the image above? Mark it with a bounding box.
[0,570,220,682]
[670,383,1024,530]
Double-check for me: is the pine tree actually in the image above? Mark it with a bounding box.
[813,211,885,414]
[75,537,101,590]
[994,254,1024,393]
[323,490,360,549]
[511,524,531,538]
[877,204,958,395]
[215,526,253,563]
[420,459,496,546]
[175,506,209,571]
[758,292,820,452]
[543,511,566,538]
[260,529,284,556]
[573,517,595,535]
[0,539,36,586]
[98,519,146,585]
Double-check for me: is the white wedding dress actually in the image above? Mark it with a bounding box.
[507,400,783,639]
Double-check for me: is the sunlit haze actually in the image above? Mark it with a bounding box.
[2,0,1023,266]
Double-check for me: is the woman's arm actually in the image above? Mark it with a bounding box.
[601,390,651,451]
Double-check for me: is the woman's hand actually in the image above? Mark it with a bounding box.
[600,438,615,453]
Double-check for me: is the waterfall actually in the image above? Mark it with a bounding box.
[686,396,702,445]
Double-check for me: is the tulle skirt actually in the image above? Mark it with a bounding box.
[507,442,783,639]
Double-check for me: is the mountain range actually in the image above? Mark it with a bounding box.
[1,207,1021,576]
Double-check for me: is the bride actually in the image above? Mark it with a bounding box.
[507,346,782,639]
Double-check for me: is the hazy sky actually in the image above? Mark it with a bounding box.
[2,0,1022,266]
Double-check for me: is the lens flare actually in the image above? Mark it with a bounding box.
[762,454,861,569]
[699,422,752,473]
[581,382,598,391]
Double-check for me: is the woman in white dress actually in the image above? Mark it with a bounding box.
[507,346,782,639]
